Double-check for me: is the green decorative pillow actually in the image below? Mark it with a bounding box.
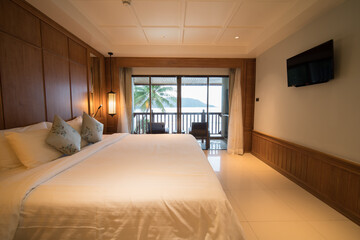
[81,112,104,143]
[46,115,81,155]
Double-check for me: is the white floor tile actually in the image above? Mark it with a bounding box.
[230,189,302,221]
[205,150,360,239]
[309,220,360,240]
[273,189,347,221]
[250,221,325,240]
[254,170,302,190]
[224,190,247,221]
[240,221,259,240]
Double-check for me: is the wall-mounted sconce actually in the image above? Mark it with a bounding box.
[107,52,116,117]
[93,104,102,118]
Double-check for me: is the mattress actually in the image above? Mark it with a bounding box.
[0,133,244,239]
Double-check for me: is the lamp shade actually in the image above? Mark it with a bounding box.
[107,91,116,116]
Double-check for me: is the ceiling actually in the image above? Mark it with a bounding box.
[26,0,345,58]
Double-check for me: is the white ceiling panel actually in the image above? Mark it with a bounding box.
[101,27,148,44]
[183,28,221,44]
[26,0,346,57]
[133,0,181,26]
[229,1,293,27]
[218,28,263,45]
[70,0,138,26]
[144,27,181,44]
[185,1,236,27]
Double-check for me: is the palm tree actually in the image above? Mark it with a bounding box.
[134,85,176,112]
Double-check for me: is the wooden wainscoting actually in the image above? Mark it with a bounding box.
[252,131,360,225]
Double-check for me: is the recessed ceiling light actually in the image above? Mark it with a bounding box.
[235,36,240,39]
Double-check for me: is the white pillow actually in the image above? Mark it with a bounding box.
[67,116,88,148]
[0,122,48,170]
[45,122,53,129]
[5,129,63,169]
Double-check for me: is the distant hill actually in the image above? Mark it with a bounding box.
[181,98,215,107]
[134,97,214,110]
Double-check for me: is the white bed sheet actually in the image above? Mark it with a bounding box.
[1,134,244,239]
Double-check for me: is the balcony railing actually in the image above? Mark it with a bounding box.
[133,112,223,135]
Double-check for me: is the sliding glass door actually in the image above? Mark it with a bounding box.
[133,77,150,134]
[181,77,209,148]
[150,77,177,133]
[132,75,229,149]
[133,76,178,134]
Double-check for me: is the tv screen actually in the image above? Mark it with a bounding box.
[287,40,334,87]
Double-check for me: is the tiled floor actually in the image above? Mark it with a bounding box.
[204,150,360,240]
[197,139,227,150]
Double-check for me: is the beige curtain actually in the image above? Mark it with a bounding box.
[117,68,132,133]
[227,68,244,155]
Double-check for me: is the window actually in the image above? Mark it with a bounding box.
[132,75,229,149]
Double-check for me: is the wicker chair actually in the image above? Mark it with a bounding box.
[146,122,169,134]
[189,122,209,149]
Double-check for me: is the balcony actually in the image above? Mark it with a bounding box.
[133,112,224,136]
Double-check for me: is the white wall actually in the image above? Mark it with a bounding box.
[254,0,360,163]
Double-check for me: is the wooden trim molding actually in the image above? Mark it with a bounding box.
[251,131,360,225]
[115,57,255,68]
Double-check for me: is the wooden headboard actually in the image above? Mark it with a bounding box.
[0,0,106,130]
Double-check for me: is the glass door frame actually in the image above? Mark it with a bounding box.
[132,75,229,149]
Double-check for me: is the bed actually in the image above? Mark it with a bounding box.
[0,133,244,239]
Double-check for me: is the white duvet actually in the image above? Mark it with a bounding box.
[0,134,244,240]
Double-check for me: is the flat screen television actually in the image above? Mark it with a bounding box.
[287,40,334,87]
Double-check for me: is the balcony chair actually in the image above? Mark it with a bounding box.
[146,122,169,134]
[189,122,209,149]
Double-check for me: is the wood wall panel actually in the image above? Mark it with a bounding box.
[69,39,87,65]
[41,22,68,58]
[252,131,360,225]
[105,57,119,133]
[0,69,4,129]
[241,59,256,152]
[88,51,107,130]
[0,33,45,128]
[70,62,88,117]
[0,0,41,46]
[0,0,106,129]
[43,51,72,121]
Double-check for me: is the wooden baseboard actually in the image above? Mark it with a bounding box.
[251,131,360,225]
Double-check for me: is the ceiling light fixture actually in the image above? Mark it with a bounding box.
[235,36,240,39]
[122,0,131,6]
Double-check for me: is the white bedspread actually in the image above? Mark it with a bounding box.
[0,134,244,240]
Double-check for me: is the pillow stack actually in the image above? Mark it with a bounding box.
[46,112,104,155]
[0,112,104,170]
